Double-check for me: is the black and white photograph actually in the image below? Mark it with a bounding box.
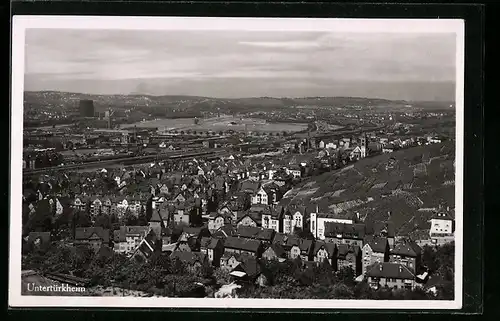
[10,16,464,309]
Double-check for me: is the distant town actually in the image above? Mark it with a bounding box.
[22,92,456,299]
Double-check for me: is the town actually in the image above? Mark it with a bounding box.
[21,95,456,300]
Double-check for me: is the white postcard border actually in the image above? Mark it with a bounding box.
[9,16,465,309]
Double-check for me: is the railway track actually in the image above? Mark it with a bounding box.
[23,149,227,176]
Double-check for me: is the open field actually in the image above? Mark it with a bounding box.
[121,116,308,133]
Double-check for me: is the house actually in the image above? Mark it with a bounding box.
[72,195,88,212]
[288,237,314,261]
[349,146,363,161]
[90,196,103,217]
[177,226,211,251]
[224,236,263,258]
[53,197,65,217]
[100,197,112,215]
[365,262,416,290]
[212,224,236,240]
[158,205,170,228]
[131,229,160,262]
[313,241,337,267]
[362,237,390,274]
[161,227,173,246]
[25,231,51,252]
[285,165,302,178]
[173,204,190,226]
[113,226,150,255]
[235,226,275,244]
[324,222,365,247]
[429,211,455,244]
[288,205,306,233]
[170,251,208,273]
[262,184,283,205]
[200,237,224,267]
[281,209,293,234]
[382,144,395,153]
[236,211,261,228]
[208,212,233,232]
[251,187,268,205]
[220,253,245,271]
[261,208,281,232]
[365,221,396,248]
[337,244,362,276]
[218,204,238,221]
[173,192,186,204]
[390,239,422,273]
[74,227,110,252]
[262,243,287,261]
[230,256,265,285]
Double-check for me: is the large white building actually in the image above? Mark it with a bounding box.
[310,211,355,240]
[429,211,454,243]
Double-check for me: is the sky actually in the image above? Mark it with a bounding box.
[24,29,457,101]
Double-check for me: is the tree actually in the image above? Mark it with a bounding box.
[124,212,138,226]
[353,280,374,299]
[336,266,356,287]
[137,206,148,226]
[421,245,438,272]
[25,199,53,233]
[145,197,153,222]
[213,268,232,286]
[94,214,111,229]
[110,213,120,230]
[74,210,92,228]
[331,283,355,299]
[436,242,455,281]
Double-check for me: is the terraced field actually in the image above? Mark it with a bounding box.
[280,141,455,237]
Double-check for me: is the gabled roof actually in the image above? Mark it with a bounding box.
[365,221,395,238]
[235,226,275,242]
[233,256,261,278]
[313,241,336,257]
[430,211,454,221]
[236,212,261,225]
[114,226,150,242]
[170,251,207,264]
[364,236,388,253]
[264,243,286,258]
[240,180,260,193]
[224,236,262,253]
[366,262,415,280]
[200,237,222,250]
[150,209,162,222]
[324,222,366,239]
[391,240,422,257]
[337,244,361,259]
[75,227,109,243]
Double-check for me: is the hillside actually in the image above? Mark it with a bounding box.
[24,91,451,112]
[280,142,456,238]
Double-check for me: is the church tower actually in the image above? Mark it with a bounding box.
[148,209,162,240]
[360,133,368,158]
